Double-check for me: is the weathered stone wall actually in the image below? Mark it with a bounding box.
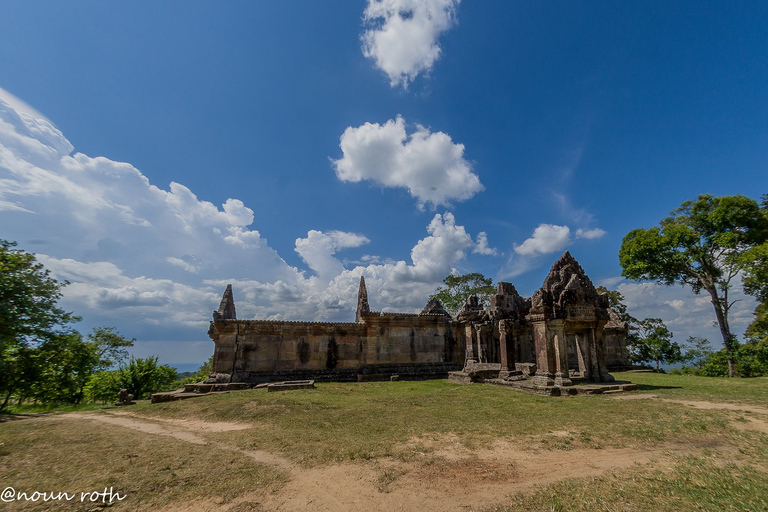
[603,330,628,368]
[209,312,461,383]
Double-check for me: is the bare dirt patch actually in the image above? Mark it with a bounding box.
[610,393,659,400]
[61,411,294,469]
[57,410,744,512]
[663,399,768,416]
[611,396,768,436]
[249,439,714,512]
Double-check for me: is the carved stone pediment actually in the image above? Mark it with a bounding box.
[421,297,452,319]
[534,251,610,320]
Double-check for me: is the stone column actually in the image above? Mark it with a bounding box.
[531,321,555,387]
[552,321,573,387]
[575,333,590,379]
[498,319,525,381]
[464,324,475,364]
[591,327,614,382]
[475,324,485,363]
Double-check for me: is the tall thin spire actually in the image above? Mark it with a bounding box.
[213,284,237,321]
[355,276,370,323]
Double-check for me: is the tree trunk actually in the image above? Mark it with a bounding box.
[705,286,737,377]
[1,389,12,412]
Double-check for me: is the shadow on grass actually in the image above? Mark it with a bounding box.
[636,384,683,391]
[0,412,54,423]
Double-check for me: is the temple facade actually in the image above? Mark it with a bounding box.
[207,252,628,387]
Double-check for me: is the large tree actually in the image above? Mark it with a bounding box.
[431,272,495,316]
[619,194,768,377]
[629,318,683,371]
[0,240,79,411]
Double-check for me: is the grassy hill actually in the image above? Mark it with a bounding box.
[1,372,766,511]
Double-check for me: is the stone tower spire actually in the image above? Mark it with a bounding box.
[213,284,237,321]
[355,276,370,323]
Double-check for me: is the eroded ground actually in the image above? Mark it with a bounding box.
[42,396,767,512]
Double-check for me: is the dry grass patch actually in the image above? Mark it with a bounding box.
[0,414,287,511]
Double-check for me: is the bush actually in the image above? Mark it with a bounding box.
[84,370,120,404]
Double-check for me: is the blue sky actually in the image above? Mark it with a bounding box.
[1,1,767,368]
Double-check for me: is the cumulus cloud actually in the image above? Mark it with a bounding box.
[613,279,757,348]
[0,91,492,362]
[514,224,571,256]
[332,116,482,208]
[500,223,605,279]
[295,230,370,283]
[575,227,606,240]
[216,212,478,321]
[473,231,497,256]
[362,0,460,88]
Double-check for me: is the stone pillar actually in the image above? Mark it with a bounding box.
[475,324,485,363]
[498,320,525,381]
[591,327,615,382]
[575,333,590,379]
[464,324,475,364]
[531,321,554,387]
[552,321,573,386]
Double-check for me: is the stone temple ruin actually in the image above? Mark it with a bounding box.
[202,252,632,395]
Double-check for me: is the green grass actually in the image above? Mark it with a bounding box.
[1,373,766,511]
[1,401,113,415]
[130,378,736,465]
[613,371,768,404]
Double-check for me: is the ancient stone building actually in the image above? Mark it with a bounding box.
[207,252,628,389]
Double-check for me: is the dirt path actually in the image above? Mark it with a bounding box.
[58,409,742,512]
[611,395,768,434]
[63,412,294,469]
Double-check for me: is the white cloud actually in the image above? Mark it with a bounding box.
[295,230,370,283]
[473,231,497,256]
[0,91,492,360]
[614,279,757,348]
[514,224,571,256]
[362,0,460,88]
[576,227,606,239]
[500,223,606,280]
[332,116,482,208]
[215,212,477,321]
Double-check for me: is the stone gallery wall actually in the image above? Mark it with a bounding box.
[209,313,461,383]
[206,254,628,385]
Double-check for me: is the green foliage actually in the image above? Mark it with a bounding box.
[33,332,98,404]
[114,356,178,400]
[84,370,120,404]
[173,356,214,387]
[741,194,768,303]
[737,338,768,377]
[627,318,683,370]
[699,349,733,377]
[87,325,134,370]
[0,241,169,408]
[698,342,768,378]
[0,240,79,411]
[431,272,495,316]
[619,194,768,376]
[0,240,78,344]
[195,355,213,379]
[681,336,713,370]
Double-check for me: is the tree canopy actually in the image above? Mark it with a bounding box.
[628,318,683,370]
[1,240,141,411]
[431,272,495,316]
[1,240,79,410]
[619,194,768,377]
